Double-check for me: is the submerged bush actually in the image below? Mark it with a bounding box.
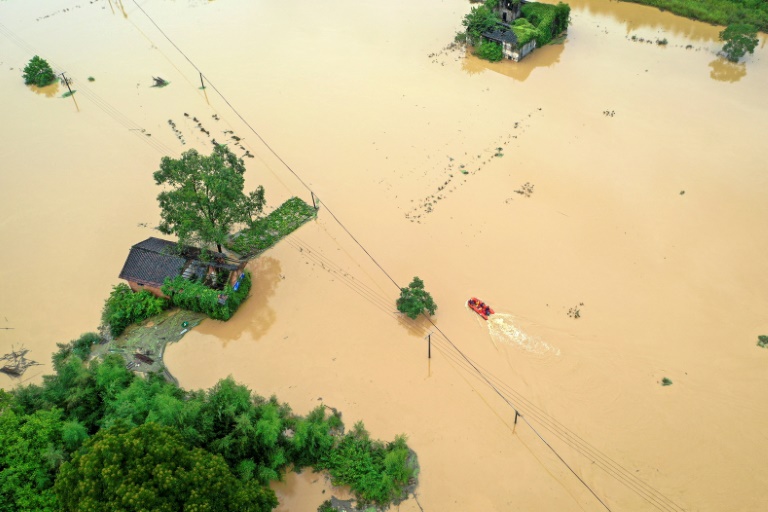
[22,55,56,87]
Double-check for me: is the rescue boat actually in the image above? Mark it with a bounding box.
[468,297,494,320]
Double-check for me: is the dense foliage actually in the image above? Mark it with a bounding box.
[462,0,501,42]
[161,271,251,321]
[22,55,56,87]
[475,39,504,61]
[228,197,317,256]
[620,0,768,32]
[102,283,168,337]
[55,423,277,512]
[320,422,416,505]
[512,17,541,46]
[154,144,266,253]
[719,23,759,61]
[520,2,571,46]
[396,277,437,320]
[0,334,417,511]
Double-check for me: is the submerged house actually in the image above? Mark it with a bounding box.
[118,237,246,298]
[477,0,569,62]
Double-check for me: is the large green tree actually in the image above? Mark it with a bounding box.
[22,55,56,87]
[154,144,265,253]
[396,277,437,320]
[54,422,277,512]
[720,23,759,62]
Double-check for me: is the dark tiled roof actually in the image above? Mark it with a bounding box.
[483,27,518,45]
[119,237,186,287]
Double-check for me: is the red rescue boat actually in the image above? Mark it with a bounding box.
[468,297,494,320]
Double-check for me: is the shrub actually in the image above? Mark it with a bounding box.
[476,40,504,61]
[757,335,768,348]
[162,271,252,321]
[22,55,56,87]
[101,284,168,337]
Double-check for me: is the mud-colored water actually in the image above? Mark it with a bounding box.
[2,0,767,510]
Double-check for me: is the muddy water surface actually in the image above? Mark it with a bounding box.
[1,0,767,510]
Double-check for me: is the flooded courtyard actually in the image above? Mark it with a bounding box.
[1,0,767,510]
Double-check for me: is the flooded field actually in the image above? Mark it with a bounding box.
[1,0,767,510]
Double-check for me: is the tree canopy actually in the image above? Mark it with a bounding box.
[54,422,277,512]
[154,144,265,253]
[396,277,437,320]
[719,23,759,62]
[22,56,56,87]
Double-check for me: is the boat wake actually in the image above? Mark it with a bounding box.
[486,313,560,356]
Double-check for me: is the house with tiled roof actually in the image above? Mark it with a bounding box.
[118,237,246,298]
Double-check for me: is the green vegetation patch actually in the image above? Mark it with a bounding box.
[475,39,504,61]
[228,196,317,256]
[162,271,252,321]
[757,335,768,348]
[1,342,417,512]
[319,422,418,506]
[661,377,673,386]
[520,2,571,46]
[512,17,540,46]
[620,0,768,32]
[101,283,168,337]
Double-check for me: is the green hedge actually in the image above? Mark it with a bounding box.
[102,284,168,337]
[161,271,252,321]
[521,2,571,46]
[228,197,316,256]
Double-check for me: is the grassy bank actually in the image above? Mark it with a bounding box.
[620,0,768,31]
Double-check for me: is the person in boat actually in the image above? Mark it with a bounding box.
[479,302,485,310]
[485,306,491,316]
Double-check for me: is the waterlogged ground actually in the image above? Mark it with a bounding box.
[1,0,768,510]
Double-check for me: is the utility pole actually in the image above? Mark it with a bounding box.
[199,72,205,90]
[311,191,318,210]
[60,72,73,95]
[425,332,432,359]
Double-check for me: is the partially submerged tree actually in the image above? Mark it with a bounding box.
[396,277,437,320]
[22,55,56,87]
[154,144,265,253]
[719,23,759,62]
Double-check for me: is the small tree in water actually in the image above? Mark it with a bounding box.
[154,144,265,253]
[396,277,437,319]
[719,24,759,63]
[22,55,56,87]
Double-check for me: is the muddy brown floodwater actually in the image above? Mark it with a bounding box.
[2,0,767,510]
